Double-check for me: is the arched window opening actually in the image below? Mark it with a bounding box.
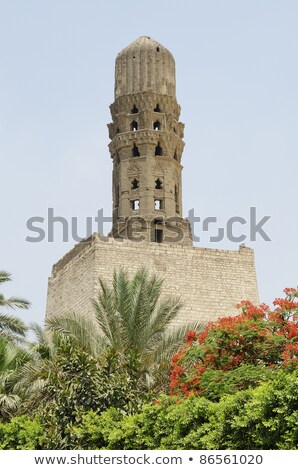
[131,178,139,189]
[156,47,160,52]
[155,178,163,189]
[152,219,163,243]
[116,127,120,134]
[174,150,178,160]
[131,199,140,211]
[155,228,163,243]
[154,104,161,112]
[132,144,140,157]
[131,120,138,131]
[173,127,177,134]
[131,105,139,114]
[155,142,163,156]
[153,120,161,131]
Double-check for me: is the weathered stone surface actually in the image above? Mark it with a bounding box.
[109,36,191,243]
[114,36,176,98]
[46,235,259,325]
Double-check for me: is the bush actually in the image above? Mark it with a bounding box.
[73,369,298,450]
[74,395,212,450]
[170,288,298,398]
[0,369,297,449]
[39,342,149,449]
[0,415,42,449]
[202,370,298,449]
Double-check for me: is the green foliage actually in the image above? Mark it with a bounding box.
[72,369,298,450]
[0,270,29,343]
[194,364,276,401]
[74,408,129,450]
[0,415,42,449]
[0,338,32,420]
[46,268,204,390]
[39,341,150,449]
[0,270,33,420]
[72,397,223,450]
[201,369,298,450]
[0,271,30,311]
[1,272,297,451]
[0,369,297,450]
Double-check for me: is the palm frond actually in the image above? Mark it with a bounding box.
[0,271,11,284]
[153,320,206,363]
[0,295,30,309]
[0,313,28,337]
[0,393,21,411]
[45,311,106,357]
[113,269,131,324]
[92,277,125,349]
[144,296,183,348]
[29,322,48,344]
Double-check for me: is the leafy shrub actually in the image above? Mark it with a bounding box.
[0,370,297,450]
[0,415,42,449]
[201,369,298,450]
[170,288,298,398]
[73,369,298,450]
[39,341,150,449]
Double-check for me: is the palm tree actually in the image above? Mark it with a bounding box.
[11,323,61,413]
[46,268,205,388]
[0,338,31,420]
[0,270,30,342]
[0,271,30,309]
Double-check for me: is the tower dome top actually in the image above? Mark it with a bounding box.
[114,36,176,99]
[117,36,174,57]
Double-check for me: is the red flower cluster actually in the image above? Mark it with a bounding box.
[186,330,198,345]
[170,286,298,397]
[283,287,298,297]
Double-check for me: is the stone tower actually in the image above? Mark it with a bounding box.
[46,36,259,327]
[108,36,191,244]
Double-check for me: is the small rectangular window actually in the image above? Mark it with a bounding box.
[154,228,163,243]
[131,199,140,210]
[155,199,163,210]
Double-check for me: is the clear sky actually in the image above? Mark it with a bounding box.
[0,0,297,326]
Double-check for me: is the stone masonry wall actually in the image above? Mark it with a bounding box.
[46,234,259,326]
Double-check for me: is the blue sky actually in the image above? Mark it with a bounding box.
[0,0,297,326]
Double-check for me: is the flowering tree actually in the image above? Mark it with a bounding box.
[170,287,298,399]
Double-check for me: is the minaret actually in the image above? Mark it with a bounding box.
[108,36,192,244]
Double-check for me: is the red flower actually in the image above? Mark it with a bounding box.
[186,330,198,344]
[283,287,298,297]
[170,286,298,398]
